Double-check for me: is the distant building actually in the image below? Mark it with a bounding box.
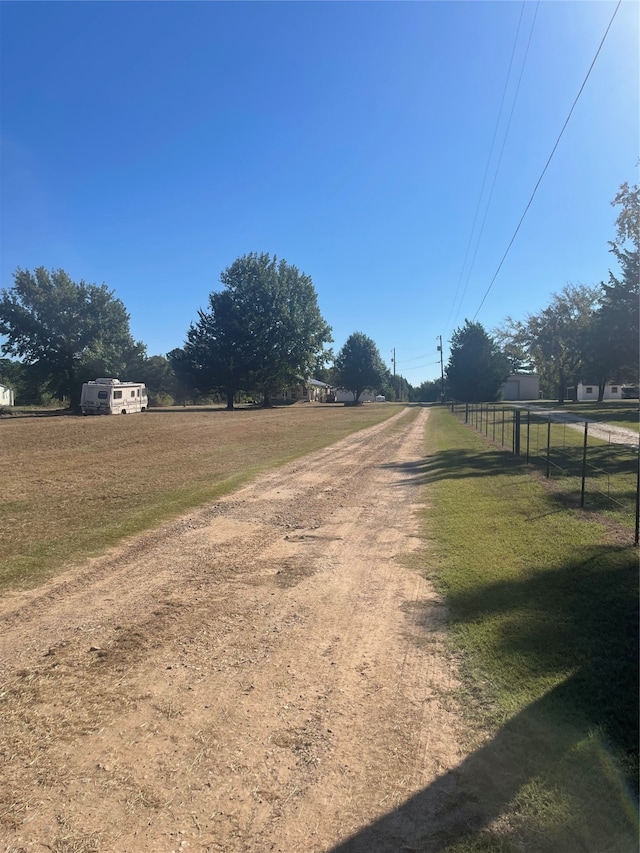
[501,373,540,401]
[0,383,15,407]
[269,379,333,404]
[334,389,376,403]
[570,382,630,401]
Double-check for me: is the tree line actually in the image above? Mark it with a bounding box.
[0,252,402,409]
[445,181,639,403]
[1,183,636,408]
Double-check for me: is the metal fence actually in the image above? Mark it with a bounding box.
[450,402,640,545]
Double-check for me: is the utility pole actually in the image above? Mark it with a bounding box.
[437,336,445,403]
[392,348,397,401]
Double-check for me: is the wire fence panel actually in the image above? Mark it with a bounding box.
[450,402,640,543]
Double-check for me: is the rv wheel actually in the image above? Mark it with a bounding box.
[121,409,127,415]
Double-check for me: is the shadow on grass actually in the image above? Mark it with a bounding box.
[0,408,75,419]
[330,547,638,852]
[331,679,638,852]
[146,403,349,415]
[381,448,526,486]
[2,406,271,419]
[451,547,638,764]
[384,439,637,513]
[146,405,263,414]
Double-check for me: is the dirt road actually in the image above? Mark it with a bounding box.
[1,407,464,852]
[514,404,639,448]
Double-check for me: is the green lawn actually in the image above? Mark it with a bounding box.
[417,408,638,852]
[452,402,639,529]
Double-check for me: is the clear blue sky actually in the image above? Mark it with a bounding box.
[1,1,638,386]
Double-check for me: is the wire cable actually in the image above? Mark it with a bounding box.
[444,1,528,334]
[396,352,439,365]
[452,1,539,330]
[472,0,622,321]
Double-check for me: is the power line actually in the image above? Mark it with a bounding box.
[445,1,528,333]
[472,0,622,322]
[398,360,442,372]
[396,351,439,365]
[452,1,539,331]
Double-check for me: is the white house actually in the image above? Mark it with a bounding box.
[269,379,333,404]
[574,382,626,401]
[334,389,377,403]
[0,383,15,407]
[304,379,332,402]
[501,373,540,401]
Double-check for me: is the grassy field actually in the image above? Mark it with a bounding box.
[0,402,401,592]
[419,408,638,852]
[455,403,639,530]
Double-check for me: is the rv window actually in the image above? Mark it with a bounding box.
[131,390,136,398]
[586,387,593,394]
[98,391,108,399]
[611,386,618,393]
[136,389,140,397]
[114,390,122,400]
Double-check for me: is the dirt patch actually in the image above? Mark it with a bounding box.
[0,408,465,852]
[0,403,396,590]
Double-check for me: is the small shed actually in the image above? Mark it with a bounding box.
[334,389,376,403]
[0,383,15,407]
[575,382,624,401]
[502,373,540,401]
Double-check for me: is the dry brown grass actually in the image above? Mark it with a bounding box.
[1,402,402,592]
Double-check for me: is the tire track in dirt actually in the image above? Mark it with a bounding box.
[1,407,464,853]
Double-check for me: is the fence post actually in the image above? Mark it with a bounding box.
[546,418,551,478]
[514,410,521,457]
[580,421,588,508]
[465,403,469,424]
[635,438,639,546]
[526,410,530,463]
[485,405,489,436]
[501,409,505,447]
[492,406,496,441]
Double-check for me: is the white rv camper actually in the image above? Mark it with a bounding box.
[80,378,148,415]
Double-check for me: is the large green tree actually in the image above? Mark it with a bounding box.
[334,332,388,403]
[167,347,201,406]
[585,182,639,396]
[183,253,332,409]
[411,379,441,403]
[0,267,144,407]
[446,320,510,402]
[501,285,599,405]
[183,290,248,409]
[0,358,48,406]
[501,183,639,403]
[135,355,177,406]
